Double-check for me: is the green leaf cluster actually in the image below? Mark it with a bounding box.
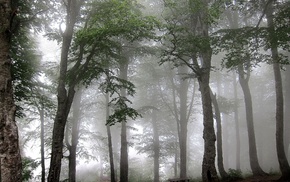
[76,0,159,47]
[107,96,141,126]
[22,157,40,182]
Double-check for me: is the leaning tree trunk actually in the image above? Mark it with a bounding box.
[47,1,80,181]
[237,64,266,176]
[0,1,22,181]
[210,88,228,179]
[119,61,129,182]
[266,2,290,180]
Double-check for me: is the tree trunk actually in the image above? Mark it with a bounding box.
[39,106,45,182]
[196,1,219,181]
[199,72,218,182]
[265,2,290,180]
[284,65,290,160]
[152,110,160,182]
[0,1,22,181]
[233,72,241,170]
[105,93,116,182]
[47,1,80,181]
[119,61,129,182]
[174,138,178,177]
[178,65,189,179]
[210,88,228,179]
[68,89,82,182]
[238,64,266,176]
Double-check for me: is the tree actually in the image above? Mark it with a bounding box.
[215,2,269,176]
[265,1,290,180]
[105,92,116,182]
[0,0,22,181]
[161,0,219,181]
[47,1,82,181]
[210,88,228,179]
[65,88,82,182]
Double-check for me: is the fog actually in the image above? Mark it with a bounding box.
[13,0,290,182]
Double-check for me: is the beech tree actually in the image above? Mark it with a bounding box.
[265,1,290,180]
[161,0,219,181]
[0,0,22,181]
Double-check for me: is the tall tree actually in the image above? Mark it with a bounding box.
[219,2,267,176]
[238,62,266,176]
[119,58,129,182]
[47,1,82,181]
[0,0,22,181]
[265,1,290,180]
[161,0,219,180]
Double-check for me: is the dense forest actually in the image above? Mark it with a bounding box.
[0,0,290,182]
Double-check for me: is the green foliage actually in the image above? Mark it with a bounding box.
[226,168,243,181]
[22,157,40,181]
[212,1,290,70]
[160,0,218,70]
[217,96,237,114]
[107,96,141,126]
[76,0,159,47]
[9,0,52,117]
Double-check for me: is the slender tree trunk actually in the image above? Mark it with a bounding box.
[210,88,228,179]
[233,72,241,170]
[266,2,290,180]
[152,110,160,182]
[238,65,266,176]
[47,1,80,181]
[0,1,22,181]
[68,89,82,182]
[174,140,178,177]
[39,106,45,182]
[120,61,129,182]
[105,93,116,182]
[178,65,189,179]
[284,65,290,160]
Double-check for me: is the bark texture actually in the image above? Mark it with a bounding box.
[0,1,22,181]
[196,1,219,181]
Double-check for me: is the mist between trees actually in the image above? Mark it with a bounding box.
[0,0,290,182]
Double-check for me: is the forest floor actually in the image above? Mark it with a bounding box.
[233,175,282,182]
